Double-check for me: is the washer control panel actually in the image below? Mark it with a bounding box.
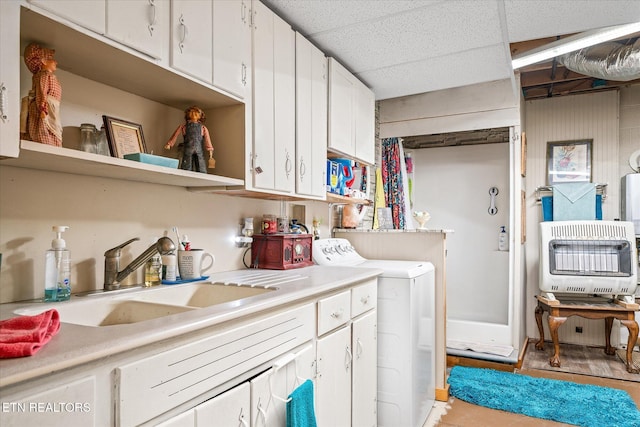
[312,238,365,266]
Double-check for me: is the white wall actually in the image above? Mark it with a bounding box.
[412,143,510,325]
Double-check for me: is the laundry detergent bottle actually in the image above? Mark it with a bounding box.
[44,226,71,302]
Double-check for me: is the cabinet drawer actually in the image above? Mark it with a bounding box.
[351,279,377,317]
[317,290,351,336]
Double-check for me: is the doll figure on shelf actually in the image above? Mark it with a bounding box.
[164,106,213,173]
[24,43,63,147]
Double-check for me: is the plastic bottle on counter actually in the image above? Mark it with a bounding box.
[144,238,163,287]
[44,226,71,302]
[162,252,178,282]
[181,235,191,251]
[498,226,509,251]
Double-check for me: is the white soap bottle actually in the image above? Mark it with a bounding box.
[498,226,509,251]
[44,226,71,302]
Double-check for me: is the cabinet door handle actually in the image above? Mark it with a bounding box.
[299,157,306,181]
[178,15,188,53]
[0,84,7,122]
[285,152,292,178]
[345,345,352,370]
[360,295,370,305]
[256,399,267,426]
[238,407,248,427]
[241,63,247,86]
[356,337,364,359]
[241,1,247,24]
[330,308,343,319]
[148,0,157,36]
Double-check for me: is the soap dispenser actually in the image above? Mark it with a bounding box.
[144,237,163,287]
[44,226,71,302]
[498,226,509,251]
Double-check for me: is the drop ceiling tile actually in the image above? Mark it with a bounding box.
[357,44,512,100]
[263,0,442,35]
[309,0,504,73]
[504,0,640,42]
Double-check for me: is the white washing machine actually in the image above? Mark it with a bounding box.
[313,238,435,427]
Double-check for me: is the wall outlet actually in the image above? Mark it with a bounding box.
[575,326,583,333]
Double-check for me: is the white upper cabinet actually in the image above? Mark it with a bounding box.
[328,57,375,165]
[0,0,20,158]
[213,0,251,99]
[106,0,168,59]
[295,32,327,199]
[170,0,212,84]
[28,0,106,34]
[354,78,376,165]
[251,0,295,194]
[328,58,354,158]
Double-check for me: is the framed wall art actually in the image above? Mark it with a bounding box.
[546,139,592,185]
[102,115,147,158]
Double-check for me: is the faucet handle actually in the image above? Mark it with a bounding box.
[104,237,140,258]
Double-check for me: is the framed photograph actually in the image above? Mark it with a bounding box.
[546,139,592,185]
[520,132,527,177]
[102,115,147,158]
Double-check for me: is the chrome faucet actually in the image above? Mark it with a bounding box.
[104,237,176,290]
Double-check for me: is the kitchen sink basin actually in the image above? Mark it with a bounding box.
[14,282,277,327]
[16,300,195,327]
[130,283,275,308]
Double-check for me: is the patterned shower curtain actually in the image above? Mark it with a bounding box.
[380,137,412,229]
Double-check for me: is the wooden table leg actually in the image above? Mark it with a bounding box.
[620,319,639,374]
[604,317,616,355]
[548,315,567,367]
[535,305,545,350]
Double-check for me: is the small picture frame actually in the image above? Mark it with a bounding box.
[102,115,147,158]
[546,139,592,185]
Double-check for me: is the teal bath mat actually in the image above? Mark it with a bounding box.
[448,366,640,427]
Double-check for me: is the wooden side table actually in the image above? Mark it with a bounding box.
[534,295,639,374]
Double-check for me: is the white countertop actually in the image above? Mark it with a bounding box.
[333,228,454,234]
[0,266,382,388]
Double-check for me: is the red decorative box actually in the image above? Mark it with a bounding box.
[250,234,314,270]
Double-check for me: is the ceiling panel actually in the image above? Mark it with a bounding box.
[261,0,640,101]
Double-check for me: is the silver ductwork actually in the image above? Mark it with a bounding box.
[559,39,640,81]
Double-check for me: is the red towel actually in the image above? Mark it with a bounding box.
[0,309,60,358]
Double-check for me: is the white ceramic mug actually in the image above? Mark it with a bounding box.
[178,249,214,280]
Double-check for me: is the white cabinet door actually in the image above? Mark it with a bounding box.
[316,326,351,427]
[213,0,251,99]
[156,409,195,427]
[106,0,168,59]
[28,0,106,34]
[295,32,327,198]
[195,382,251,427]
[352,310,377,427]
[0,0,20,158]
[272,10,295,193]
[170,0,212,84]
[354,79,376,165]
[328,57,354,157]
[251,0,294,193]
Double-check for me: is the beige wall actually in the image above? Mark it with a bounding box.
[0,165,330,303]
[523,87,638,345]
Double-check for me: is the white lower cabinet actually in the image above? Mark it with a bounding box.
[352,310,377,427]
[316,325,352,426]
[196,382,251,426]
[315,280,378,426]
[155,409,195,427]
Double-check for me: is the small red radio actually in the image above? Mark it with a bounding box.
[250,234,313,270]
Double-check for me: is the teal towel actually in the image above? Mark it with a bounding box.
[552,183,596,221]
[286,379,317,427]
